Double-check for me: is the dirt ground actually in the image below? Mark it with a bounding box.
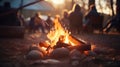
[0,32,120,67]
[75,32,120,50]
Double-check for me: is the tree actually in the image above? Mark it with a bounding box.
[110,0,114,16]
[116,0,120,14]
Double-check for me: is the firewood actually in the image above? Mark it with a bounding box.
[53,41,71,49]
[77,44,91,51]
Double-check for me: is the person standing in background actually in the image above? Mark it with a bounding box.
[69,4,83,34]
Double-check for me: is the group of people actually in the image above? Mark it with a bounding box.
[68,4,120,34]
[29,12,54,33]
[28,4,104,34]
[28,3,120,34]
[1,1,119,34]
[61,4,103,34]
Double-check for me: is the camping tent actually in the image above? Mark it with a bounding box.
[0,0,55,11]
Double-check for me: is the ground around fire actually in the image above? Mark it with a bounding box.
[0,32,120,67]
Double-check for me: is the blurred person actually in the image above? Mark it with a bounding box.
[29,12,45,33]
[46,15,54,31]
[103,12,120,33]
[61,10,70,31]
[83,4,103,33]
[16,11,25,26]
[68,4,83,34]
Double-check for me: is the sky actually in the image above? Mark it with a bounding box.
[0,0,55,11]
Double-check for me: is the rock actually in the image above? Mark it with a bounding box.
[29,44,46,55]
[70,49,81,58]
[26,50,43,60]
[70,49,87,66]
[50,48,70,59]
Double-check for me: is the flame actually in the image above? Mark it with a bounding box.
[41,47,47,51]
[47,15,80,47]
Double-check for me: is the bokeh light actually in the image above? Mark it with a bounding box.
[51,0,65,5]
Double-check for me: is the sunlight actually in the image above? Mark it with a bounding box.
[51,0,65,5]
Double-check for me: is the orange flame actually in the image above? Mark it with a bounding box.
[47,15,80,47]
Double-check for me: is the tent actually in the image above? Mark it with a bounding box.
[0,0,55,11]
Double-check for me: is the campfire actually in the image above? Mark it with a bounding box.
[26,15,93,64]
[1,15,119,67]
[26,19,120,66]
[47,16,80,47]
[36,16,91,57]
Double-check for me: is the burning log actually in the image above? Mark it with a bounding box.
[53,36,71,49]
[68,35,87,45]
[68,35,91,51]
[53,42,71,49]
[53,35,91,51]
[76,44,91,51]
[39,41,50,48]
[65,44,91,52]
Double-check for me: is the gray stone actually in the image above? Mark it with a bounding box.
[26,50,43,60]
[29,44,46,55]
[70,49,81,58]
[50,48,70,59]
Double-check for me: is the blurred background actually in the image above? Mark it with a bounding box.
[0,0,117,18]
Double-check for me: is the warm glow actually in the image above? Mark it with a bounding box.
[91,45,96,51]
[41,47,47,51]
[74,0,117,15]
[51,0,65,5]
[47,15,68,46]
[96,0,116,15]
[47,15,80,47]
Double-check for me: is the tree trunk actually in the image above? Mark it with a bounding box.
[116,0,120,14]
[110,0,114,16]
